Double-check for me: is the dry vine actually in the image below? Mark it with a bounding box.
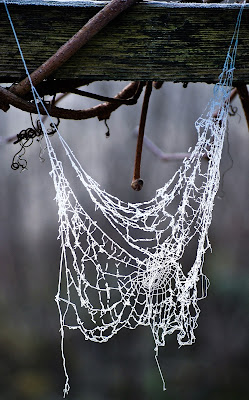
[0,0,249,189]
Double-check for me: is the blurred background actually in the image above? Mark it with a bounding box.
[0,81,248,400]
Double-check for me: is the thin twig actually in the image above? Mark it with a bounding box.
[24,79,95,99]
[236,83,249,131]
[8,0,140,99]
[98,81,145,120]
[69,87,141,105]
[131,81,153,191]
[132,127,191,161]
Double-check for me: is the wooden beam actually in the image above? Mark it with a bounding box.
[0,1,249,83]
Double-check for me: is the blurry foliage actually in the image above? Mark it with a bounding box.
[0,82,248,399]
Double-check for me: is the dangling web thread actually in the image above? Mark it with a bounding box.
[4,1,244,396]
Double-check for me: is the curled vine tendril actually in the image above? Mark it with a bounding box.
[11,115,60,171]
[104,119,110,138]
[228,104,241,122]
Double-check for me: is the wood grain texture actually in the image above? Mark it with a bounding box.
[0,1,248,83]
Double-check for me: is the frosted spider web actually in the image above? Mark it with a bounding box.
[4,1,244,397]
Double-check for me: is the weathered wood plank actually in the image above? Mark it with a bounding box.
[0,1,248,83]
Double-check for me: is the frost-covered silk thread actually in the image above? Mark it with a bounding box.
[4,1,244,396]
